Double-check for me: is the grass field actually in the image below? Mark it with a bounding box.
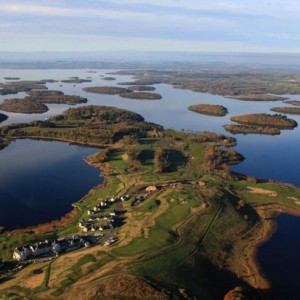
[2,130,300,299]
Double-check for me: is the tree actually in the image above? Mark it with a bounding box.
[154,145,170,173]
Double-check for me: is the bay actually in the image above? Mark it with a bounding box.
[0,139,101,230]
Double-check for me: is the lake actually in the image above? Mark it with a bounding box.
[1,68,300,296]
[0,139,101,230]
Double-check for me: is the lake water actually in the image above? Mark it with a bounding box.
[0,139,101,230]
[1,68,300,296]
[257,214,300,299]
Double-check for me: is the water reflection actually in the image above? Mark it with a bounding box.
[0,139,101,230]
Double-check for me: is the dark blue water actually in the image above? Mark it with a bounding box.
[230,131,300,187]
[257,214,300,299]
[0,139,101,230]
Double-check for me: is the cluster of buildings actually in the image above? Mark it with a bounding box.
[131,185,158,206]
[12,187,160,263]
[13,235,93,262]
[78,194,130,232]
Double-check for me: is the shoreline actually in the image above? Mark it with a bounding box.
[4,135,109,149]
[243,203,300,291]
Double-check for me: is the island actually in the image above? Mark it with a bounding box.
[119,92,162,100]
[128,85,156,91]
[0,113,8,123]
[27,90,87,105]
[284,100,300,106]
[4,77,20,80]
[102,77,116,81]
[0,80,48,95]
[228,94,288,101]
[83,86,131,95]
[0,99,48,114]
[230,113,297,129]
[83,86,162,100]
[224,113,298,135]
[41,79,59,83]
[0,91,87,114]
[61,78,92,84]
[188,104,228,116]
[270,106,300,115]
[224,124,280,135]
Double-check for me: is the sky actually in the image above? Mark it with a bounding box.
[0,0,300,53]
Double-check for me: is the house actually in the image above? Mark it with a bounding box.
[83,226,89,232]
[52,241,61,255]
[66,236,82,251]
[78,220,87,228]
[100,201,107,207]
[87,210,94,216]
[56,238,69,252]
[84,241,91,248]
[145,185,157,193]
[13,246,31,261]
[30,240,52,257]
[93,205,102,212]
[132,194,145,206]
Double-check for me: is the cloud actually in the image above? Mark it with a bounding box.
[0,3,211,20]
[0,1,300,53]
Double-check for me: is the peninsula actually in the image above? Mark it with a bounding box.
[1,105,300,299]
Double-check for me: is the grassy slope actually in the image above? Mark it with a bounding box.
[1,132,300,299]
